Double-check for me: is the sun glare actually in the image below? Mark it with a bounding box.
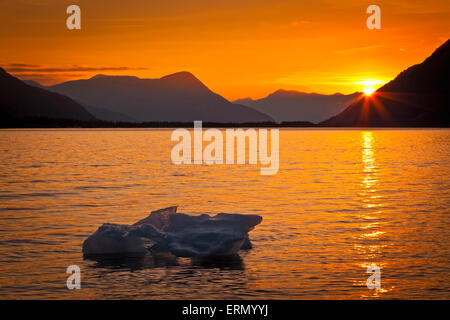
[355,79,386,97]
[363,87,376,96]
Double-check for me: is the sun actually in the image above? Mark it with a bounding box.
[354,79,386,96]
[363,87,376,96]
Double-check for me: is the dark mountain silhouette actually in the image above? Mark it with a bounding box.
[235,90,361,123]
[23,80,45,89]
[321,39,450,127]
[0,68,95,122]
[83,105,136,122]
[23,80,136,122]
[44,72,273,123]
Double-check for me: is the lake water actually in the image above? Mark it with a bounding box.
[0,128,449,299]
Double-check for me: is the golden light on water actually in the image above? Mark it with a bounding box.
[0,129,448,299]
[357,131,388,298]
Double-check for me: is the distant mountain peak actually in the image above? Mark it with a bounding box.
[270,89,310,97]
[268,89,358,98]
[233,97,255,104]
[88,71,202,85]
[90,74,140,80]
[46,70,273,123]
[160,71,201,83]
[234,90,361,123]
[158,71,208,90]
[90,74,108,79]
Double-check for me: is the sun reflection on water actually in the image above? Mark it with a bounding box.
[355,131,391,298]
[0,129,448,299]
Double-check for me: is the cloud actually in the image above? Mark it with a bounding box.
[3,63,149,85]
[6,63,42,68]
[3,64,148,73]
[14,73,85,79]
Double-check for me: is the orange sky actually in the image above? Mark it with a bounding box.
[1,0,449,100]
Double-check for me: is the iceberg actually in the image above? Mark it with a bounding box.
[82,206,262,258]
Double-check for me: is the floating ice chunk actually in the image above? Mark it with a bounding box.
[133,206,177,229]
[82,207,262,257]
[82,223,156,255]
[164,213,262,257]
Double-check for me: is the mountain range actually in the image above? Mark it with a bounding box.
[40,72,273,123]
[1,38,449,127]
[4,70,273,124]
[234,90,361,123]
